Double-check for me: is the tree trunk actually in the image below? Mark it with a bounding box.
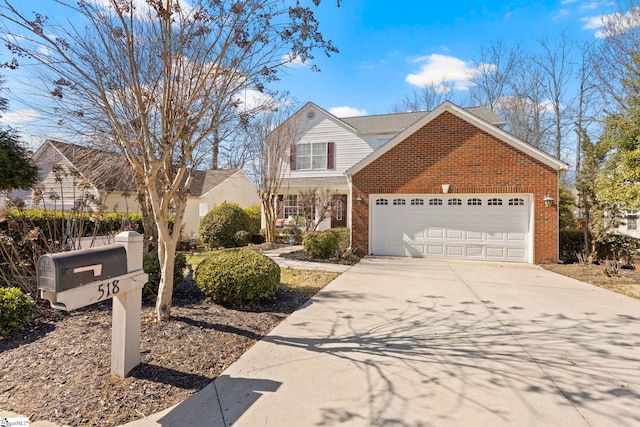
[155,223,177,321]
[262,193,277,243]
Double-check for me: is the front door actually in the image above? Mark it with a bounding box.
[331,194,347,228]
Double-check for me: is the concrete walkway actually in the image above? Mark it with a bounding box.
[123,257,640,426]
[262,245,353,273]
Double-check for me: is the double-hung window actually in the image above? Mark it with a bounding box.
[296,142,327,170]
[291,142,335,170]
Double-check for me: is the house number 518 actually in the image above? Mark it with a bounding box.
[98,280,120,300]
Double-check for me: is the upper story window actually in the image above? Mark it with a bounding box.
[290,142,335,171]
[448,198,462,206]
[467,198,482,206]
[628,217,638,230]
[429,198,443,206]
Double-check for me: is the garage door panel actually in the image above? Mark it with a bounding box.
[466,246,484,257]
[466,231,483,240]
[507,232,526,241]
[445,245,464,256]
[487,232,506,241]
[370,194,530,262]
[428,244,445,255]
[428,228,445,239]
[486,247,506,258]
[446,229,463,239]
[507,248,526,259]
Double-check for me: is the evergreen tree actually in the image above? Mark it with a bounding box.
[0,128,39,192]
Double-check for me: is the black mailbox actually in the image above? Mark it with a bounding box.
[37,245,128,292]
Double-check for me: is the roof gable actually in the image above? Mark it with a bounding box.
[40,140,137,192]
[347,101,568,176]
[188,169,240,197]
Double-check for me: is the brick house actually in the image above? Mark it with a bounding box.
[278,101,568,263]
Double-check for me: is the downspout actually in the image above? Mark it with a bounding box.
[346,173,354,251]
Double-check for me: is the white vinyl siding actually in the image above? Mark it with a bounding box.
[283,115,374,177]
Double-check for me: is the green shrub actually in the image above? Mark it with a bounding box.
[142,250,188,298]
[234,230,251,246]
[330,227,351,254]
[0,287,37,337]
[594,233,640,267]
[559,228,586,264]
[195,249,280,305]
[244,205,262,235]
[303,230,340,259]
[200,202,252,248]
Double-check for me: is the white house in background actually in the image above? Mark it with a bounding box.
[617,210,640,239]
[180,168,259,239]
[5,139,259,240]
[276,101,506,230]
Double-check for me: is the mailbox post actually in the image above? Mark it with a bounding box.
[37,231,148,377]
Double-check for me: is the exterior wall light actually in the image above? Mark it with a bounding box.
[356,195,363,206]
[543,192,554,208]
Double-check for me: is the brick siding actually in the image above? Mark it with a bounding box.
[351,111,559,264]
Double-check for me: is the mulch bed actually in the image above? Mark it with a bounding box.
[280,249,359,265]
[0,280,318,426]
[543,262,640,299]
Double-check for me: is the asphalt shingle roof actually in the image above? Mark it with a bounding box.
[340,106,505,134]
[49,140,237,196]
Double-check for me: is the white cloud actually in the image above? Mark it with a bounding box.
[281,53,307,68]
[583,7,640,38]
[405,54,478,91]
[0,109,39,126]
[234,88,276,112]
[329,106,367,118]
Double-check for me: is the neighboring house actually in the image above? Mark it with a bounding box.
[180,168,259,239]
[5,139,259,239]
[616,210,640,239]
[6,139,139,213]
[277,101,568,264]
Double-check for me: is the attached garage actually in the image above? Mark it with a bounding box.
[369,194,531,262]
[348,102,569,264]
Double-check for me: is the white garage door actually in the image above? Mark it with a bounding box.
[370,194,532,262]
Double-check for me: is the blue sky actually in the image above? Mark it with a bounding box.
[0,0,624,148]
[273,0,619,117]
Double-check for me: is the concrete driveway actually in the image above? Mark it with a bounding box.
[129,257,640,427]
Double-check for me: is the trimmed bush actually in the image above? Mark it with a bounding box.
[0,287,37,337]
[200,202,252,248]
[195,249,280,305]
[559,228,586,264]
[244,205,262,235]
[142,250,188,298]
[303,230,340,259]
[234,230,251,246]
[595,233,640,267]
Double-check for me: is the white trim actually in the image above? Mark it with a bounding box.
[347,101,569,176]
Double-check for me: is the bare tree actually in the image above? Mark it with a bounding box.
[496,64,552,150]
[297,186,339,232]
[392,81,454,112]
[534,35,574,159]
[0,0,338,321]
[470,39,524,111]
[248,101,301,243]
[591,0,640,110]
